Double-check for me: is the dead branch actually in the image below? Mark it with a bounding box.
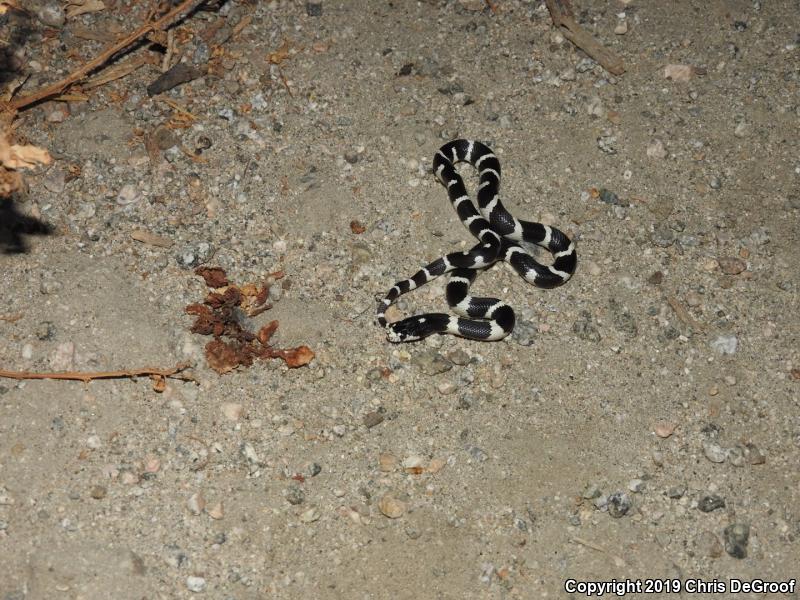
[8,0,206,110]
[545,0,625,76]
[0,361,193,384]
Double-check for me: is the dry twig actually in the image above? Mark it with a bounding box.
[8,0,206,110]
[0,361,193,384]
[544,0,625,76]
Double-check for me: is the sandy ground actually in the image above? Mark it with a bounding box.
[1,0,799,598]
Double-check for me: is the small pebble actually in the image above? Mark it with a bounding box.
[698,494,726,512]
[723,523,750,558]
[717,257,746,275]
[703,442,727,463]
[666,485,686,499]
[116,184,141,206]
[363,411,384,428]
[187,493,206,515]
[607,492,632,518]
[89,485,107,500]
[285,486,305,506]
[221,402,243,421]
[646,139,667,159]
[186,576,206,593]
[710,335,738,355]
[208,502,224,520]
[628,479,645,493]
[299,507,321,523]
[378,493,406,519]
[582,483,602,499]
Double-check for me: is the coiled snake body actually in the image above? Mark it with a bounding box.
[377,140,577,342]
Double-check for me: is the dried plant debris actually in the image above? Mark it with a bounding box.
[0,129,52,198]
[186,267,314,374]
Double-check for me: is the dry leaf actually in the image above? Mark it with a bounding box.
[65,0,105,18]
[267,40,293,65]
[205,339,240,374]
[0,133,52,170]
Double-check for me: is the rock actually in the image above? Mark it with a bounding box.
[646,139,667,158]
[363,410,384,428]
[285,486,304,506]
[379,453,397,472]
[378,493,406,518]
[744,443,766,465]
[186,576,206,592]
[299,507,321,523]
[607,492,632,517]
[306,2,323,16]
[727,445,746,467]
[208,502,224,520]
[221,402,243,421]
[710,335,738,355]
[411,350,452,375]
[187,493,206,515]
[572,311,601,342]
[598,188,623,205]
[651,223,675,247]
[723,523,750,558]
[664,64,694,82]
[36,1,65,27]
[597,134,618,154]
[734,121,749,138]
[666,485,686,499]
[703,441,727,463]
[628,479,645,493]
[717,257,746,275]
[116,184,141,206]
[698,494,726,512]
[614,20,628,34]
[446,349,470,365]
[582,483,602,499]
[89,485,107,499]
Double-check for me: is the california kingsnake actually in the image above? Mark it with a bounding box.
[377,139,577,342]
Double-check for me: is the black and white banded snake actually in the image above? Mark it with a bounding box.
[376,139,577,342]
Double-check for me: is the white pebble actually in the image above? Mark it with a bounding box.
[186,576,206,592]
[710,335,738,355]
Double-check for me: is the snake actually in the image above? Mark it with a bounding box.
[377,139,577,342]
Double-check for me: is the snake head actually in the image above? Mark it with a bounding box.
[387,317,429,343]
[386,314,449,343]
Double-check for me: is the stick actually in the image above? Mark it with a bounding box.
[544,0,625,76]
[8,0,206,110]
[667,296,706,332]
[0,361,193,384]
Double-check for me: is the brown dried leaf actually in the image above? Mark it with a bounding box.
[350,220,366,234]
[271,345,315,368]
[65,0,105,18]
[267,40,293,65]
[0,133,52,170]
[205,339,240,374]
[195,267,229,288]
[131,229,173,248]
[257,320,279,345]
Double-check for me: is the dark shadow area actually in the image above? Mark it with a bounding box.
[0,200,54,253]
[0,8,33,86]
